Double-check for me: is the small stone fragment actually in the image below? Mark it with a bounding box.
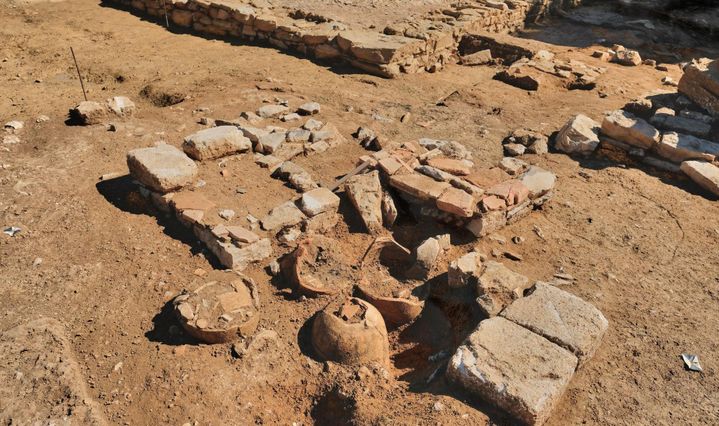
[475,261,531,317]
[257,104,289,118]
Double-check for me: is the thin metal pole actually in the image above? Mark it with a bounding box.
[70,47,88,101]
[162,0,169,28]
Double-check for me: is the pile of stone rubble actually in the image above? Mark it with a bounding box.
[126,100,350,271]
[555,57,719,197]
[348,137,556,238]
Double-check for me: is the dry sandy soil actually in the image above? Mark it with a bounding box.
[1,0,719,424]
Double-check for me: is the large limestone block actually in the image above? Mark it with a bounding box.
[678,58,719,117]
[680,160,719,197]
[182,126,251,160]
[389,173,451,202]
[476,261,531,317]
[650,112,712,139]
[555,114,600,155]
[501,282,608,366]
[656,132,719,163]
[345,170,384,233]
[127,144,198,193]
[447,317,578,426]
[601,110,660,149]
[336,31,422,65]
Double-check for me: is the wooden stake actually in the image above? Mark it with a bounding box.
[327,160,371,192]
[70,47,88,101]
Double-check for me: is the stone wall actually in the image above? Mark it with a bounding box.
[106,0,579,77]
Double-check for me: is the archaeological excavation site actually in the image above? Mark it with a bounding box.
[2,0,719,424]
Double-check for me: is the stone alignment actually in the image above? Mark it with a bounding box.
[106,0,579,77]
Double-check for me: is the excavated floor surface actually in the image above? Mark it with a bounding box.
[1,0,719,425]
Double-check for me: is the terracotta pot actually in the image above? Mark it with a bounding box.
[173,271,260,344]
[282,238,338,297]
[311,297,389,366]
[354,281,424,328]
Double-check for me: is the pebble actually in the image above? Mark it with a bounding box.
[32,257,42,267]
[268,260,280,276]
[4,120,23,131]
[236,187,247,194]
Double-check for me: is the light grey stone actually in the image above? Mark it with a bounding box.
[127,144,198,193]
[555,114,600,155]
[447,317,577,426]
[182,126,251,160]
[501,282,609,365]
[260,201,307,231]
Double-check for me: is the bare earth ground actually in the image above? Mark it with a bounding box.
[1,0,719,424]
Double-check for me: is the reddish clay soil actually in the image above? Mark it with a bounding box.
[1,0,718,425]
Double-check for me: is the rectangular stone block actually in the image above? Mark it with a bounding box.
[299,187,340,217]
[127,144,198,193]
[436,187,475,217]
[447,317,578,426]
[656,132,719,163]
[182,126,252,160]
[601,110,660,149]
[501,282,609,366]
[681,160,719,197]
[389,173,451,201]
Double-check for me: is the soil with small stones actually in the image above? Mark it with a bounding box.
[1,0,719,425]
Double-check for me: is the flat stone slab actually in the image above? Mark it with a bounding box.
[389,172,451,201]
[260,201,307,231]
[651,112,712,139]
[127,144,198,193]
[520,166,556,198]
[476,261,531,317]
[680,160,719,197]
[299,187,340,217]
[182,126,252,160]
[447,317,578,426]
[501,282,609,366]
[656,132,719,163]
[345,170,384,233]
[601,110,660,149]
